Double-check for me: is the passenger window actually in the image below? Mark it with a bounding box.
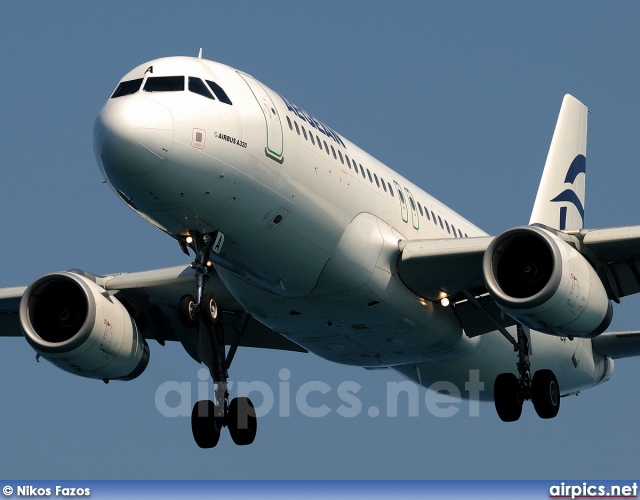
[206,80,233,104]
[431,212,437,224]
[409,197,416,211]
[317,136,322,150]
[438,216,444,229]
[452,225,457,237]
[309,133,315,145]
[398,189,406,204]
[338,150,344,164]
[295,122,300,135]
[111,78,143,98]
[324,141,330,155]
[188,77,215,99]
[388,182,394,195]
[144,76,184,92]
[424,207,430,220]
[381,178,387,192]
[417,202,424,216]
[302,126,307,140]
[445,221,451,233]
[331,145,337,159]
[373,173,380,187]
[287,116,293,130]
[360,164,366,179]
[367,169,373,183]
[346,156,352,169]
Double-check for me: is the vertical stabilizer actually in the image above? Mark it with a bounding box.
[529,94,588,231]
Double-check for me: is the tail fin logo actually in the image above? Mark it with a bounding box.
[549,154,586,230]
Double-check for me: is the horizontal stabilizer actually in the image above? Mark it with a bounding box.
[592,331,640,359]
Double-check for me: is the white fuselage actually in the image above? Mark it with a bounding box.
[93,56,612,400]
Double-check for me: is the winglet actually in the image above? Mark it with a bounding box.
[529,94,588,231]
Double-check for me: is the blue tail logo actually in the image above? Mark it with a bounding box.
[550,154,586,230]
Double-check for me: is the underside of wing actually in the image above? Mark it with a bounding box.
[103,265,307,359]
[397,236,516,338]
[576,225,640,300]
[397,236,494,300]
[0,267,307,360]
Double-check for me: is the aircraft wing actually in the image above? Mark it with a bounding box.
[397,236,518,337]
[397,227,640,338]
[398,236,494,300]
[577,225,640,300]
[0,266,306,360]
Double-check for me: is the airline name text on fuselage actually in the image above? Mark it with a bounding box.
[281,96,346,148]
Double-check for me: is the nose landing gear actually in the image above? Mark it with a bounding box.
[178,230,257,448]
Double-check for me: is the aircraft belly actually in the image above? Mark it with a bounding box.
[215,212,480,367]
[393,330,611,401]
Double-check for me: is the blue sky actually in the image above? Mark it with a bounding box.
[2,1,640,480]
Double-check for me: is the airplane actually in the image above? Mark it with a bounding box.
[2,51,640,449]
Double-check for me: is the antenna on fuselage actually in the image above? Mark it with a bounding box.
[197,48,203,59]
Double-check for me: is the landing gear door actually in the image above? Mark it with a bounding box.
[237,72,284,164]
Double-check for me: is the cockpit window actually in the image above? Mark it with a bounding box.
[144,76,185,92]
[188,77,215,100]
[111,78,143,98]
[206,80,232,105]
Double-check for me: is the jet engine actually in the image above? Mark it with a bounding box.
[483,225,612,338]
[19,271,149,381]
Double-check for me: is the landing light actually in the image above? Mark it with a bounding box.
[440,297,450,307]
[186,236,193,244]
[206,260,212,267]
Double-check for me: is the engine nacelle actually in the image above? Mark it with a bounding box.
[483,225,612,338]
[19,271,149,381]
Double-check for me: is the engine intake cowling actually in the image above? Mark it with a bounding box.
[483,225,612,338]
[19,271,149,381]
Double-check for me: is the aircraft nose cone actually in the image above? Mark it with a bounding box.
[94,97,174,176]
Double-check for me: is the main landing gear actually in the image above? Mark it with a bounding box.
[494,324,560,422]
[177,230,257,448]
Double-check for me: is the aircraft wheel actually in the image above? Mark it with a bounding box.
[179,294,198,328]
[201,293,219,326]
[494,373,522,422]
[228,397,257,446]
[532,369,560,419]
[191,400,221,448]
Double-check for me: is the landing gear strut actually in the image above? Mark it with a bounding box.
[178,230,257,448]
[494,323,560,421]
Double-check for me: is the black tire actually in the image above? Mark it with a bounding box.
[179,294,197,328]
[201,293,219,326]
[532,369,560,419]
[191,400,221,448]
[228,397,257,446]
[494,373,522,422]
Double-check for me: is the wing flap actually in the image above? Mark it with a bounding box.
[453,295,516,337]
